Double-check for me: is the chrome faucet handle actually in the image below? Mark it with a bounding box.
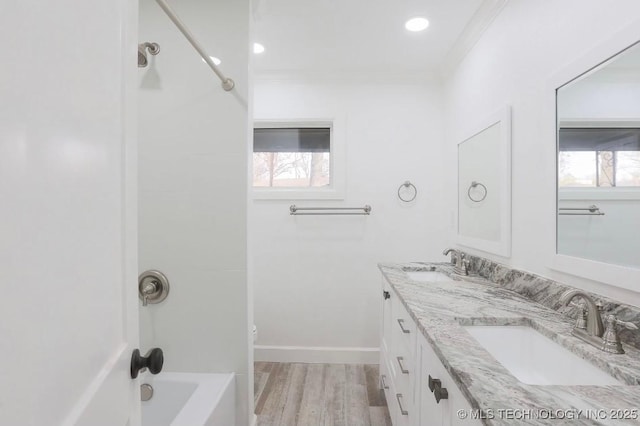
[601,314,637,354]
[141,280,158,307]
[570,302,588,330]
[612,316,639,331]
[462,258,470,275]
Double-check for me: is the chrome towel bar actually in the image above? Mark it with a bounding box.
[289,205,372,216]
[558,205,605,216]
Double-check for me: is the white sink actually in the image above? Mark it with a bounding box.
[464,325,623,386]
[405,271,452,282]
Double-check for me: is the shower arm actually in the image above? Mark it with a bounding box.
[154,0,235,91]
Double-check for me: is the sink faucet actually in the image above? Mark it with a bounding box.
[560,289,637,354]
[442,248,468,276]
[559,290,604,337]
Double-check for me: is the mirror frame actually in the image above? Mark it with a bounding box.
[549,19,640,292]
[456,106,512,257]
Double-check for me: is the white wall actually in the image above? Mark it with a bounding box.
[252,77,448,362]
[443,0,640,305]
[1,0,140,424]
[137,0,251,424]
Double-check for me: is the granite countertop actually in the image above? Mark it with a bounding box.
[378,262,640,425]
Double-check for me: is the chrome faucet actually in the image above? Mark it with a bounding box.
[442,248,468,276]
[560,289,638,354]
[560,290,604,337]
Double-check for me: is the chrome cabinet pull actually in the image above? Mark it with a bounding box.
[397,319,410,334]
[396,356,409,374]
[380,374,389,390]
[396,393,409,416]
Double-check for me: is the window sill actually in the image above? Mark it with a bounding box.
[558,187,640,201]
[251,187,345,201]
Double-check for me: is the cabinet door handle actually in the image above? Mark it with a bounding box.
[383,290,390,300]
[434,385,449,403]
[380,374,389,390]
[396,393,409,416]
[428,374,449,403]
[396,356,409,374]
[428,374,440,392]
[397,319,410,334]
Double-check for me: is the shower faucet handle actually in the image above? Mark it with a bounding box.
[138,270,170,306]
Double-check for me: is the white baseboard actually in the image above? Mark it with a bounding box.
[250,414,257,426]
[254,345,379,364]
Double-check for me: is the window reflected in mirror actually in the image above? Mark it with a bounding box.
[559,128,640,187]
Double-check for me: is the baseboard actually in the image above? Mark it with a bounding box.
[250,414,257,426]
[254,345,379,364]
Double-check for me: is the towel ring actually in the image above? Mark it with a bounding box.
[398,181,417,202]
[468,181,487,202]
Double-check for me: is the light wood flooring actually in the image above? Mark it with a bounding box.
[254,362,392,426]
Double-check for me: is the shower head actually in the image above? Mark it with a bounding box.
[138,42,160,68]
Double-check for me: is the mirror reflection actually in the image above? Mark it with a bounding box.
[557,42,640,268]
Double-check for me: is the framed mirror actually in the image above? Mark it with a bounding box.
[457,106,511,257]
[552,27,640,291]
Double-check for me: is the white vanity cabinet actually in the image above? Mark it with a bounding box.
[380,277,416,426]
[380,276,480,426]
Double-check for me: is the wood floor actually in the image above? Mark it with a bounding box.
[254,362,392,426]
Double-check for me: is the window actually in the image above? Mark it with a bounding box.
[558,128,640,187]
[253,127,331,188]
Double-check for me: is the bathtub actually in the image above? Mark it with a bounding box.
[141,372,235,426]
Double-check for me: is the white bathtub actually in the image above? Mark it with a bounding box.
[141,372,235,426]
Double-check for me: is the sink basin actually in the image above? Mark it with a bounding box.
[464,325,623,386]
[405,271,452,282]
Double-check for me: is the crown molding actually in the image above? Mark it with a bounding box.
[441,0,509,75]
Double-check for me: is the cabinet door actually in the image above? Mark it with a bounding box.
[419,335,481,426]
[381,277,393,354]
[418,339,444,426]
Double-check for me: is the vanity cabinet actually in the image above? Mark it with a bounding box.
[381,276,480,426]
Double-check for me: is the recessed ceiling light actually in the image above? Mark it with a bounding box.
[201,56,222,65]
[405,17,429,32]
[253,43,265,54]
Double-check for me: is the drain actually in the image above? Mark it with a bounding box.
[141,383,154,401]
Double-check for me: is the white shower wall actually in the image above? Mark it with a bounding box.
[137,0,251,424]
[252,77,448,362]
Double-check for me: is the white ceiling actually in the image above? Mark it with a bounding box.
[251,0,487,76]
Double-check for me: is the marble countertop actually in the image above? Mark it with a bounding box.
[378,262,640,425]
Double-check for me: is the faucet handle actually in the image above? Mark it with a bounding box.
[602,315,624,354]
[567,301,587,329]
[574,303,587,330]
[602,315,638,354]
[613,316,639,331]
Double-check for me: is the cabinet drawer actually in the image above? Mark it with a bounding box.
[391,296,416,352]
[380,353,393,407]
